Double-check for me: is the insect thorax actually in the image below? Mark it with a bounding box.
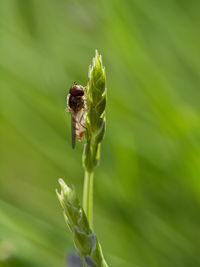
[68,95,84,113]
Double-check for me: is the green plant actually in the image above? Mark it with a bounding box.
[56,50,108,267]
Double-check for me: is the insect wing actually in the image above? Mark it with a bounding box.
[71,114,76,149]
[75,109,85,141]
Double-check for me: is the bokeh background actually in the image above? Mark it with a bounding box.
[1,0,200,266]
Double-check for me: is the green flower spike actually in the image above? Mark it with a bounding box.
[56,179,108,267]
[83,50,106,173]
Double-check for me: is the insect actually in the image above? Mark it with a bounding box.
[67,82,87,149]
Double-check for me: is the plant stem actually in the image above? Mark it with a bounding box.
[83,171,94,229]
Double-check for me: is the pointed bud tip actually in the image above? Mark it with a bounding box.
[56,188,61,197]
[58,178,72,197]
[56,189,64,208]
[58,178,64,185]
[95,49,99,56]
[99,54,102,63]
[92,50,104,73]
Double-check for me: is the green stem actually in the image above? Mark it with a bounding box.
[83,171,94,229]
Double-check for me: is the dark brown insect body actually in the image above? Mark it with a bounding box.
[67,83,86,148]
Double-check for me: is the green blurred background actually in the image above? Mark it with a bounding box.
[1,0,200,266]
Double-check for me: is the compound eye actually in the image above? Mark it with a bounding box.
[70,86,84,96]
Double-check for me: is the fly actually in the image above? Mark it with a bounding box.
[67,82,87,149]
